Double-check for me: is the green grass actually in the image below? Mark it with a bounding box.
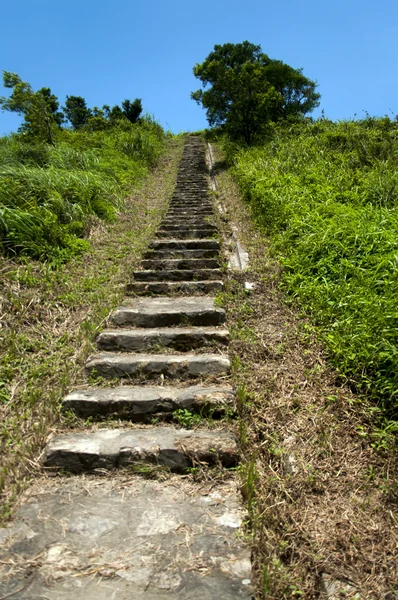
[0,118,167,260]
[230,116,398,417]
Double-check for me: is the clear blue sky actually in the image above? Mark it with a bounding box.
[1,0,397,135]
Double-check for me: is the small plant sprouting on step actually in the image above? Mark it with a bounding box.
[173,408,202,428]
[128,462,171,481]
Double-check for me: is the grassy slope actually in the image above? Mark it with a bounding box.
[231,117,398,419]
[212,142,398,599]
[0,136,184,519]
[0,118,166,260]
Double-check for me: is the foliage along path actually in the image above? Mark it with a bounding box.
[0,137,253,599]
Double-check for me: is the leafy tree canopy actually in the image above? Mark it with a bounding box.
[64,96,143,130]
[121,98,142,124]
[191,41,320,144]
[0,72,64,144]
[1,71,146,141]
[63,95,91,130]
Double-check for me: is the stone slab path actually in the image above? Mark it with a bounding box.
[0,136,252,599]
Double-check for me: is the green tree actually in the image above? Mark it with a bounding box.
[121,98,142,123]
[63,95,91,129]
[0,72,63,144]
[191,41,320,144]
[36,87,64,126]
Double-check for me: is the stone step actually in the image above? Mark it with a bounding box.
[165,207,212,212]
[150,239,220,250]
[43,427,239,472]
[158,225,217,233]
[170,197,213,206]
[110,296,225,327]
[97,327,230,351]
[160,221,215,229]
[132,268,223,281]
[156,229,217,239]
[161,218,215,226]
[85,352,230,379]
[140,258,220,271]
[168,202,213,208]
[0,477,251,599]
[171,194,209,199]
[62,385,235,419]
[166,209,213,215]
[126,280,224,295]
[143,248,220,259]
[169,202,210,208]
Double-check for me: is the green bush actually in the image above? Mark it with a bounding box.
[231,117,398,414]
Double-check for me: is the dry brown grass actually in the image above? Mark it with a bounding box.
[0,137,184,520]
[211,142,398,599]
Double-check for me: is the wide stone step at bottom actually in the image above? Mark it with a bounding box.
[110,296,225,327]
[97,327,230,352]
[44,427,238,472]
[150,239,220,250]
[85,352,230,379]
[133,268,223,281]
[0,476,252,599]
[126,280,224,295]
[62,385,235,419]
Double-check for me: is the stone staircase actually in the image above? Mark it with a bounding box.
[0,136,252,599]
[44,136,238,473]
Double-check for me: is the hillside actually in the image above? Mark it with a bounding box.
[231,117,398,424]
[1,118,397,598]
[0,118,167,260]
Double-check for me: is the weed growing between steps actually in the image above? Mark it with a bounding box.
[211,142,398,599]
[0,137,184,521]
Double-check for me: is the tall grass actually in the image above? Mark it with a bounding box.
[0,118,167,260]
[231,117,398,415]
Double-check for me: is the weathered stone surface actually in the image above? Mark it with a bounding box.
[43,427,238,471]
[62,385,235,419]
[150,239,220,250]
[158,223,217,232]
[110,296,225,327]
[320,574,360,599]
[164,211,213,218]
[133,268,223,281]
[97,326,229,351]
[143,248,220,259]
[161,214,215,227]
[140,258,220,271]
[0,477,252,599]
[156,229,217,239]
[85,352,230,379]
[168,201,213,207]
[126,280,224,295]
